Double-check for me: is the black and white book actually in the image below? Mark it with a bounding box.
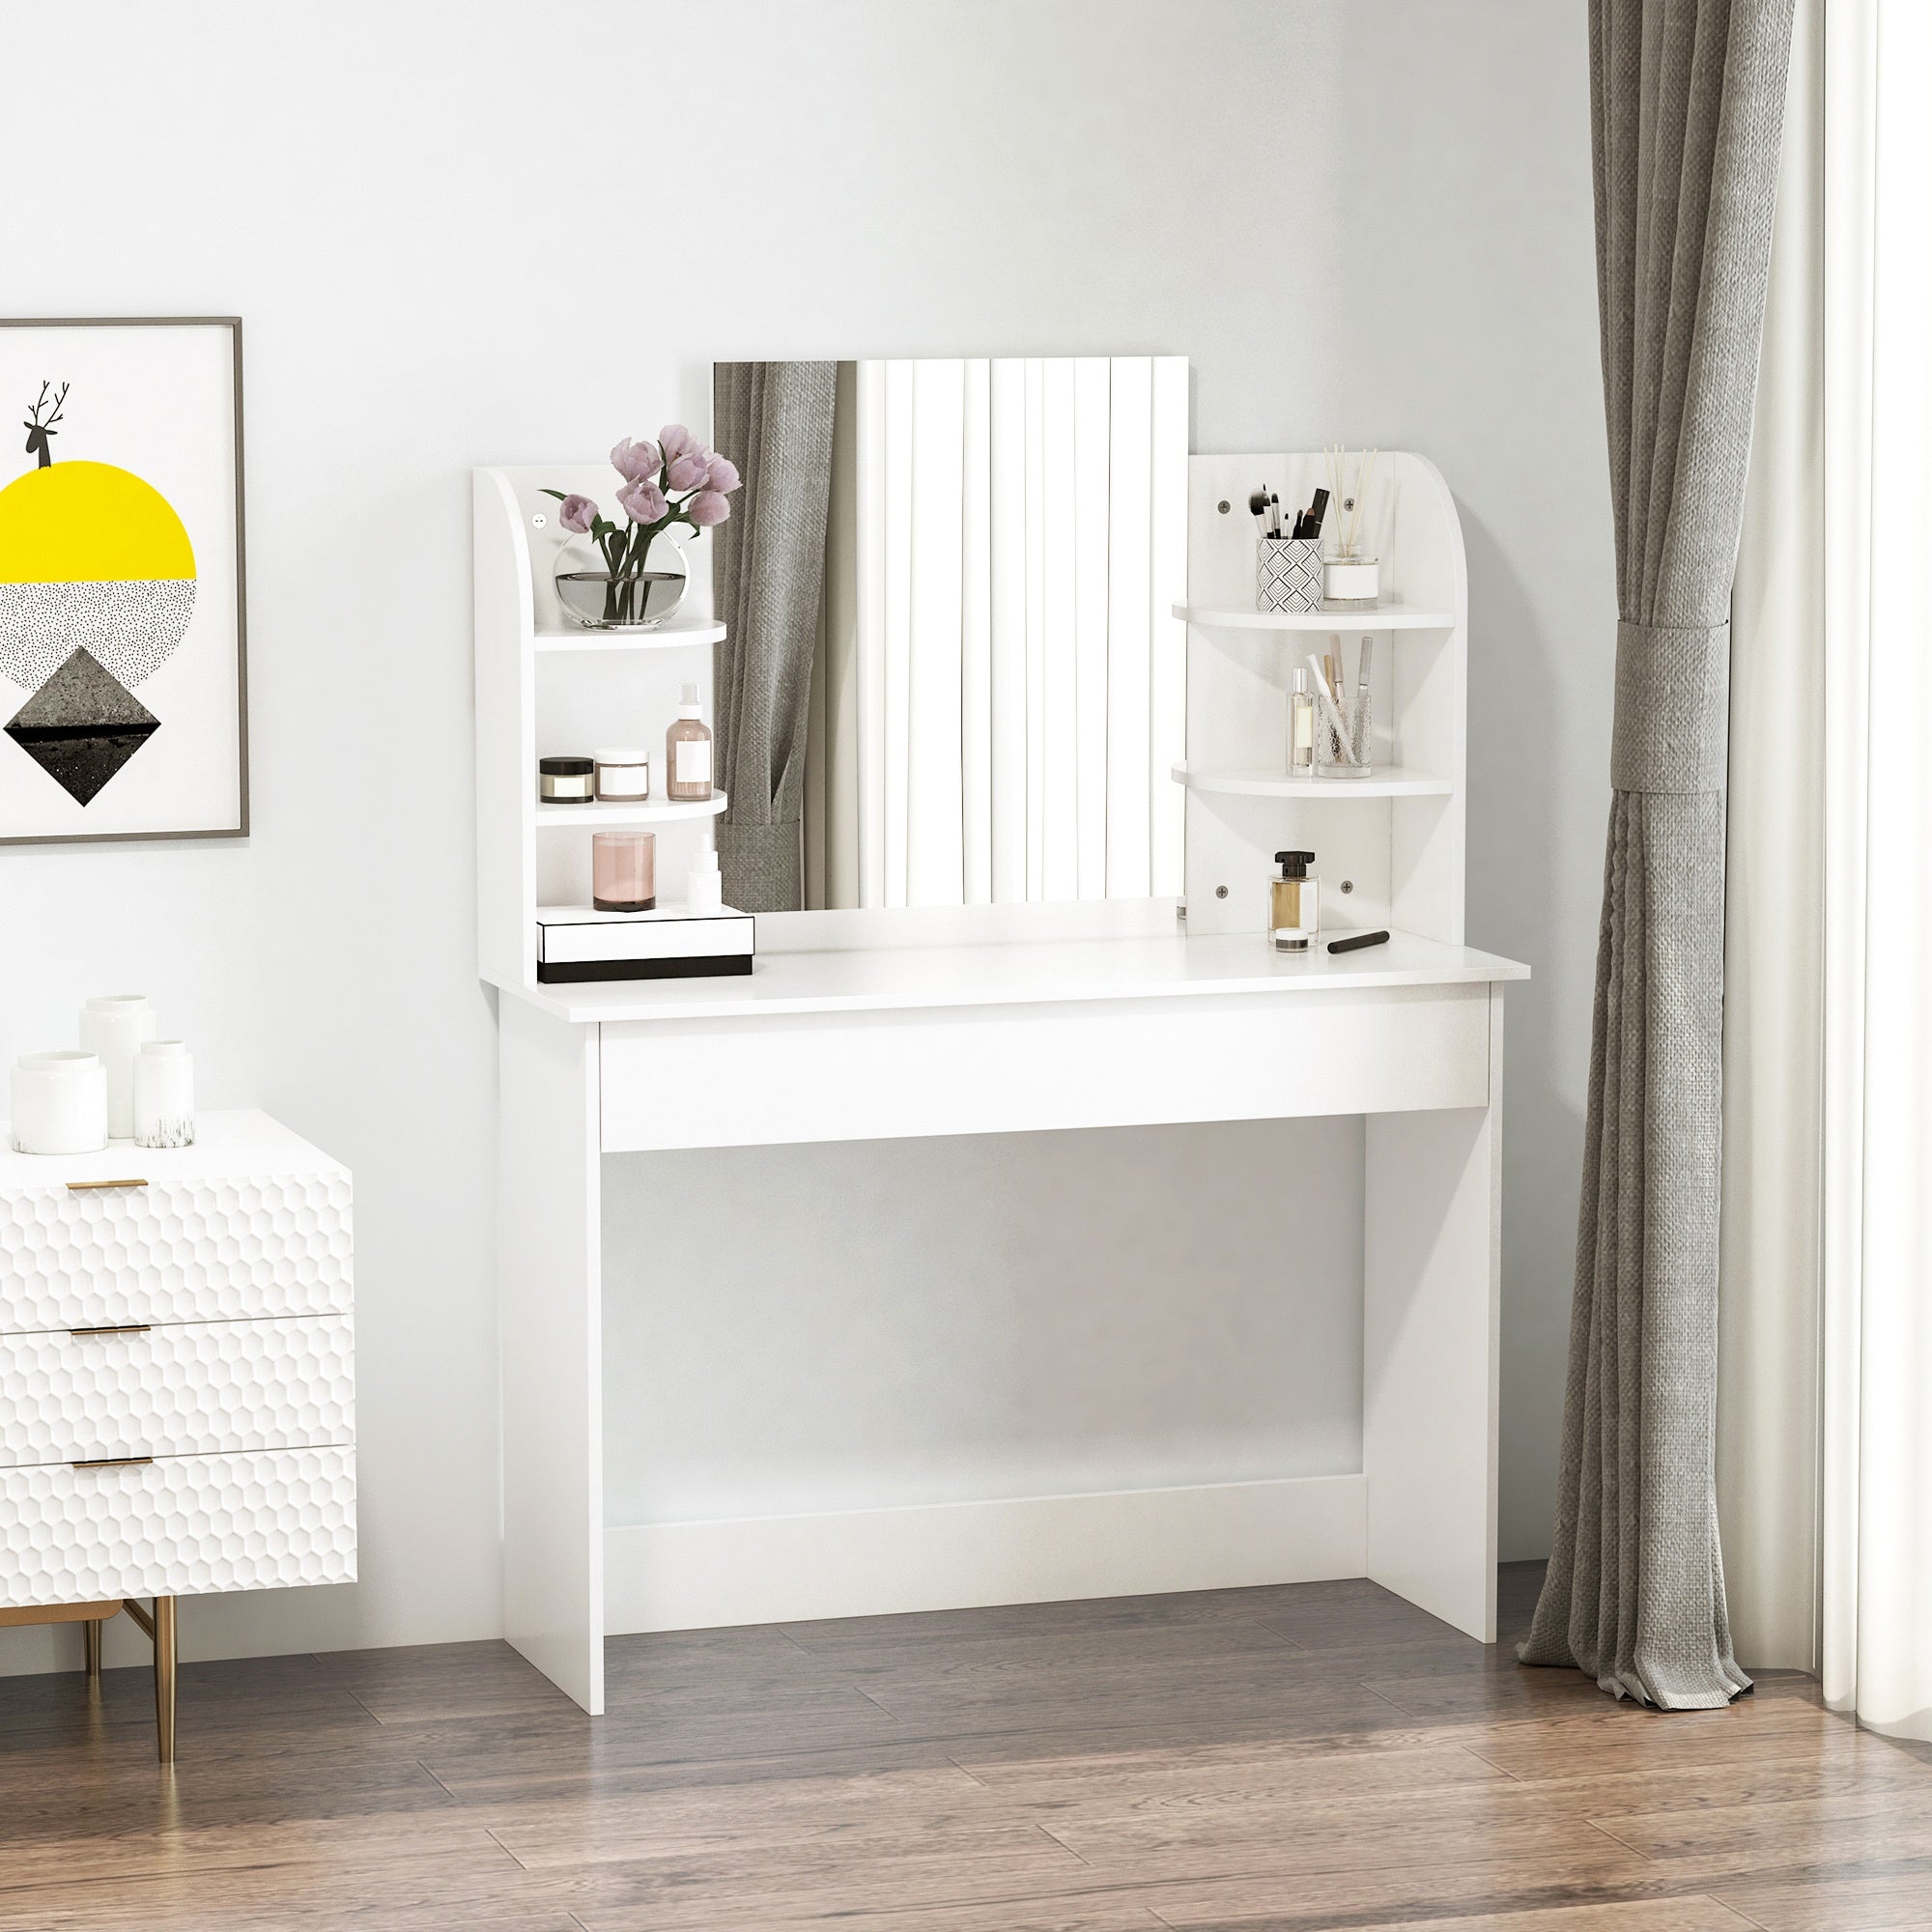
[535,903,754,983]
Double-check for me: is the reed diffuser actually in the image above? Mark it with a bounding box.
[1321,445,1381,605]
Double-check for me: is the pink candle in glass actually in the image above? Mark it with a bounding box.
[591,832,655,912]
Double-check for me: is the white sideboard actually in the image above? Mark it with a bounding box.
[0,1110,355,1760]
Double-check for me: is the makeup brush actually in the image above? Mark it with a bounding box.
[1249,488,1271,540]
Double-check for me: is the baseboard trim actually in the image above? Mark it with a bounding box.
[605,1472,1367,1634]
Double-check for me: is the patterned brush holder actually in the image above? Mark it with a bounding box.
[1258,537,1322,613]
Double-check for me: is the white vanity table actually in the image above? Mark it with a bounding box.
[477,447,1528,1717]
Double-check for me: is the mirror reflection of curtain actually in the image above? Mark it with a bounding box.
[805,355,1187,910]
[712,360,838,914]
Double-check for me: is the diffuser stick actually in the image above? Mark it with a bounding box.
[1348,447,1379,554]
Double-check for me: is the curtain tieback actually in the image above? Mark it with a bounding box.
[1609,617,1732,794]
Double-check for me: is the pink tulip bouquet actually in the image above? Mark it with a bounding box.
[544,427,742,627]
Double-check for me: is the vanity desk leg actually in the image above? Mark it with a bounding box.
[498,995,606,1715]
[1363,982,1506,1642]
[83,1617,103,1680]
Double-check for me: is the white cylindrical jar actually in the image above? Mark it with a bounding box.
[10,1051,109,1155]
[592,747,651,803]
[132,1040,195,1150]
[78,994,156,1139]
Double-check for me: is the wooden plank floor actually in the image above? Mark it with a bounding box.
[1,1563,1928,1930]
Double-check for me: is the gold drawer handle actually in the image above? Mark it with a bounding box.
[68,1324,152,1339]
[65,1179,148,1192]
[71,1456,155,1469]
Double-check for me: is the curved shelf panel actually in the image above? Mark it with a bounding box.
[533,791,728,828]
[1172,763,1454,801]
[1174,603,1455,633]
[533,616,725,653]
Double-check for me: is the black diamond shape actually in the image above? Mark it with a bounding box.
[6,647,159,806]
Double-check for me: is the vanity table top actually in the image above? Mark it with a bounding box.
[511,924,1530,1027]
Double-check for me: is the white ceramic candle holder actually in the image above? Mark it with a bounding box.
[78,993,156,1140]
[132,1040,195,1150]
[10,1051,109,1155]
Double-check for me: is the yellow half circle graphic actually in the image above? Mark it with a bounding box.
[0,462,195,584]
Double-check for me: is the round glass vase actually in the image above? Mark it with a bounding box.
[553,537,688,631]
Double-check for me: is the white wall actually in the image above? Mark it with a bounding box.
[605,1122,1366,1525]
[0,0,1608,1669]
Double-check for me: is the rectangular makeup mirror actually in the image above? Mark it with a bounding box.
[712,356,1189,913]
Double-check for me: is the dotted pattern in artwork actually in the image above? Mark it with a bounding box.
[0,1316,353,1466]
[0,578,197,694]
[0,1172,353,1334]
[0,1447,356,1607]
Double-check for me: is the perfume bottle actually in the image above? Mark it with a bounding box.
[666,684,714,802]
[687,847,724,914]
[1268,850,1319,952]
[1288,668,1316,777]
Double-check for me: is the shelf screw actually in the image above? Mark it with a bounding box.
[1217,499,1231,514]
[1340,879,1354,894]
[1215,885,1229,899]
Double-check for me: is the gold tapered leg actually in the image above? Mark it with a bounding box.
[84,1618,103,1678]
[153,1596,176,1765]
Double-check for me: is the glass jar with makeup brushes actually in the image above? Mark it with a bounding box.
[1314,639,1375,780]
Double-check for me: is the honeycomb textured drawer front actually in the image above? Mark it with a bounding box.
[0,1447,357,1608]
[0,1316,354,1467]
[0,1172,353,1334]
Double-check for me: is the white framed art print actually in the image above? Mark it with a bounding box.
[0,317,247,842]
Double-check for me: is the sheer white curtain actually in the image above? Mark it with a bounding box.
[1718,0,1824,1676]
[807,355,1187,910]
[1819,0,1932,1743]
[1723,0,1932,1739]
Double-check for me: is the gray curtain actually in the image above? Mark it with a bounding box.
[1520,0,1794,1709]
[711,361,838,913]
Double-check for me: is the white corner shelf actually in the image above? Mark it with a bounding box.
[532,791,728,829]
[1172,763,1454,801]
[477,467,733,993]
[533,616,726,654]
[1174,602,1456,633]
[1181,452,1467,944]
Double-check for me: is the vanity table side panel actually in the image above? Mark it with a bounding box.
[599,983,1492,1153]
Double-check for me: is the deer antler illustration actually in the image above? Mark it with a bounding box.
[23,381,69,469]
